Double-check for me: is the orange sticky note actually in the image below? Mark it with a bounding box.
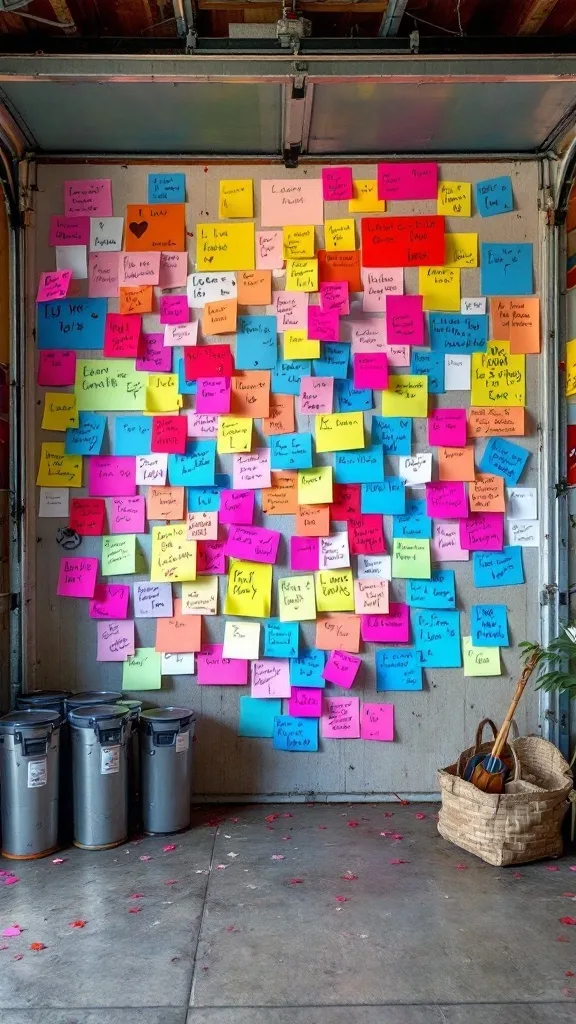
[468,473,505,512]
[237,270,272,306]
[261,471,298,515]
[261,393,295,436]
[315,613,361,653]
[468,407,525,437]
[203,299,237,335]
[155,598,202,653]
[490,298,510,341]
[438,446,476,482]
[230,371,270,417]
[509,298,540,354]
[295,504,330,537]
[147,486,185,522]
[119,286,153,315]
[125,204,186,252]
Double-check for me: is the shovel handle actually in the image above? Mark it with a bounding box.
[490,651,540,761]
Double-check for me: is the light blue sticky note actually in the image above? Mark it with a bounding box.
[236,316,277,370]
[479,437,529,486]
[393,499,432,540]
[272,360,311,396]
[473,547,524,588]
[114,416,152,456]
[428,313,488,354]
[148,173,186,204]
[334,379,372,413]
[376,648,423,691]
[406,569,456,609]
[177,358,197,396]
[239,697,281,738]
[313,342,349,380]
[475,176,513,218]
[471,604,509,647]
[168,441,216,487]
[334,446,384,485]
[65,412,106,455]
[410,349,444,394]
[273,716,319,752]
[371,416,412,455]
[290,649,326,688]
[361,478,405,515]
[37,298,107,350]
[480,243,533,296]
[413,610,462,667]
[187,475,229,512]
[264,619,299,659]
[270,432,312,470]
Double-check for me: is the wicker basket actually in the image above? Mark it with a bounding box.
[437,736,573,866]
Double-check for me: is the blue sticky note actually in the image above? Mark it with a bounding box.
[273,716,319,752]
[473,547,524,588]
[148,173,186,204]
[177,358,197,396]
[114,416,152,456]
[334,446,384,485]
[313,342,349,380]
[471,604,509,647]
[239,697,281,738]
[376,648,423,692]
[371,416,412,455]
[64,412,106,456]
[334,379,372,413]
[187,475,229,512]
[429,313,488,354]
[37,298,107,350]
[270,433,312,470]
[479,437,529,486]
[290,649,326,688]
[475,176,513,218]
[361,478,405,515]
[393,499,432,540]
[406,570,456,609]
[264,619,299,659]
[272,360,311,395]
[480,243,533,296]
[413,610,462,668]
[236,316,277,371]
[410,349,445,394]
[168,441,216,487]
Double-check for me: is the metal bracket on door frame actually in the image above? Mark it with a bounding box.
[283,66,312,168]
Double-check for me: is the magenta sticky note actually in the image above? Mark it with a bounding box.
[428,408,467,448]
[64,178,112,217]
[197,540,226,575]
[377,162,438,201]
[353,353,388,391]
[89,457,137,498]
[96,620,135,662]
[290,536,319,571]
[307,306,340,342]
[159,252,188,290]
[361,603,409,643]
[431,522,470,562]
[219,489,255,525]
[459,512,504,552]
[49,216,90,247]
[160,295,189,325]
[321,696,360,739]
[88,252,119,299]
[386,295,424,346]
[89,583,130,619]
[225,524,280,564]
[186,412,218,439]
[136,333,173,374]
[37,271,72,303]
[251,659,291,698]
[322,650,361,689]
[288,687,322,718]
[196,377,231,414]
[426,482,468,519]
[322,167,353,202]
[37,350,76,387]
[109,496,146,534]
[299,376,333,415]
[274,291,308,331]
[197,643,248,685]
[320,281,349,315]
[361,703,394,741]
[233,450,271,490]
[57,556,98,598]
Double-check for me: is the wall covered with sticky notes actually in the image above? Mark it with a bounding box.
[28,161,541,798]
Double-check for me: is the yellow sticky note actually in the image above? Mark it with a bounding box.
[283,226,315,260]
[36,442,82,488]
[471,342,525,407]
[382,375,428,418]
[567,339,576,397]
[284,329,320,360]
[315,412,365,453]
[75,359,147,412]
[349,180,385,214]
[297,466,333,505]
[225,559,272,619]
[150,523,196,583]
[196,222,255,272]
[217,416,253,455]
[392,538,431,580]
[445,233,478,268]
[285,259,318,292]
[146,374,182,413]
[181,576,218,615]
[315,569,355,613]
[462,636,501,677]
[437,181,472,217]
[278,574,316,622]
[324,218,356,252]
[419,267,461,312]
[218,179,253,219]
[41,392,78,431]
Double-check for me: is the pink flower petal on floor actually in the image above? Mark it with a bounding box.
[383,812,394,818]
[4,876,19,886]
[335,895,348,902]
[455,864,468,871]
[512,872,524,880]
[215,864,227,870]
[347,821,360,828]
[560,917,576,926]
[557,936,570,942]
[0,944,8,950]
[68,920,87,929]
[282,813,293,818]
[340,873,358,881]
[318,825,327,830]
[570,866,576,872]
[164,879,178,885]
[282,836,292,841]
[139,855,152,862]
[390,859,406,865]
[128,907,141,914]
[163,844,176,853]
[130,893,145,899]
[566,971,576,977]
[562,987,576,998]
[392,834,404,841]
[2,926,21,938]
[563,893,576,898]
[13,953,23,961]
[265,814,280,823]
[289,878,304,885]
[52,858,67,865]
[546,865,560,872]
[29,943,46,951]
[415,813,427,820]
[271,855,285,861]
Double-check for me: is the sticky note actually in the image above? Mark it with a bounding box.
[419,267,460,312]
[188,273,237,308]
[273,716,319,751]
[197,540,225,576]
[196,222,255,272]
[315,412,364,453]
[232,449,271,490]
[38,349,77,388]
[262,394,294,437]
[334,447,384,486]
[150,523,196,583]
[431,522,469,562]
[272,359,311,396]
[426,481,468,519]
[349,180,384,213]
[445,233,478,268]
[392,498,431,540]
[382,376,428,418]
[315,570,355,613]
[438,181,471,217]
[256,231,283,270]
[39,487,69,518]
[65,178,112,217]
[386,295,424,346]
[155,599,202,654]
[406,569,455,609]
[376,648,422,691]
[222,620,260,661]
[361,479,405,514]
[507,520,540,546]
[372,416,411,455]
[321,697,360,739]
[38,298,107,351]
[225,559,272,617]
[41,392,78,432]
[278,575,316,622]
[225,525,280,565]
[237,270,272,306]
[110,496,145,535]
[397,454,432,486]
[361,603,408,643]
[125,203,185,252]
[315,614,360,653]
[460,511,504,552]
[475,176,513,217]
[57,556,98,598]
[180,576,218,616]
[37,270,72,304]
[230,372,270,418]
[318,248,361,295]
[291,537,319,571]
[479,437,529,485]
[295,504,330,538]
[136,333,173,374]
[473,547,524,587]
[288,688,322,719]
[36,443,82,488]
[410,349,444,394]
[147,486,185,522]
[361,703,394,742]
[508,298,540,354]
[75,359,147,412]
[353,352,388,392]
[186,511,218,542]
[88,456,136,498]
[148,172,185,204]
[70,497,105,536]
[353,579,389,615]
[251,659,291,699]
[322,166,353,201]
[463,636,501,677]
[319,533,350,571]
[290,649,325,688]
[216,416,252,456]
[324,218,355,252]
[262,471,298,515]
[274,291,308,331]
[134,582,173,619]
[428,408,467,448]
[471,604,509,647]
[161,652,195,675]
[122,649,162,691]
[413,610,461,667]
[239,697,282,738]
[285,259,318,293]
[55,247,86,283]
[392,539,431,580]
[481,243,533,296]
[264,619,299,659]
[90,584,130,620]
[322,650,361,689]
[202,299,237,336]
[468,406,525,437]
[471,343,525,407]
[568,339,576,397]
[334,380,371,414]
[218,179,253,219]
[197,643,248,685]
[50,215,90,247]
[445,354,471,390]
[313,342,349,380]
[270,433,312,471]
[136,454,168,487]
[89,216,123,253]
[506,486,537,520]
[298,467,333,506]
[429,313,487,354]
[320,281,349,315]
[438,446,476,483]
[102,535,137,576]
[261,178,324,227]
[236,315,277,370]
[283,225,315,260]
[168,441,216,488]
[377,162,437,200]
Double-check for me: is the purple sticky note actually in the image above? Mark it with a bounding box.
[250,659,291,698]
[353,352,388,391]
[428,408,467,448]
[361,603,409,643]
[225,525,280,565]
[96,620,135,662]
[426,482,468,519]
[322,167,353,201]
[49,215,90,247]
[57,556,98,598]
[322,650,362,689]
[89,457,137,498]
[320,281,349,315]
[197,643,248,685]
[37,350,76,387]
[109,496,146,534]
[288,687,322,718]
[459,512,504,552]
[89,584,130,619]
[219,490,255,525]
[386,295,424,346]
[361,702,394,741]
[308,306,340,342]
[290,536,319,571]
[136,333,173,374]
[196,377,231,415]
[160,294,189,325]
[321,696,360,739]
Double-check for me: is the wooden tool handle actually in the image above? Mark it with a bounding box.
[490,651,539,760]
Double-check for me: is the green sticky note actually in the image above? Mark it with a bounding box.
[392,538,431,580]
[122,648,162,690]
[102,535,136,576]
[462,636,501,677]
[75,359,148,411]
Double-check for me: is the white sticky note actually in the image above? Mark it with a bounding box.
[507,519,540,547]
[506,487,537,520]
[161,652,195,675]
[356,554,392,580]
[319,533,350,571]
[398,453,432,485]
[445,354,471,391]
[39,487,69,517]
[90,217,124,252]
[56,245,88,280]
[223,620,260,660]
[136,454,168,486]
[461,297,486,315]
[187,273,237,307]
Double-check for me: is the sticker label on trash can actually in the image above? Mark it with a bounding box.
[27,759,47,788]
[100,746,120,775]
[176,732,189,753]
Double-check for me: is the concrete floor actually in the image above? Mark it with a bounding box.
[1,803,576,1024]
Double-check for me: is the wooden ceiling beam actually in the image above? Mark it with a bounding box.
[46,0,77,33]
[498,0,563,35]
[197,0,388,11]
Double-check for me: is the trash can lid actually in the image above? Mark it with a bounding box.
[0,709,61,733]
[67,704,129,728]
[140,707,195,729]
[65,691,123,709]
[117,699,142,721]
[16,689,72,708]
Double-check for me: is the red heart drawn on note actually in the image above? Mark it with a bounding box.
[129,221,148,239]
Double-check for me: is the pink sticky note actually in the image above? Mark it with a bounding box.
[353,353,388,391]
[196,377,231,414]
[49,215,90,247]
[322,166,353,202]
[164,322,198,348]
[136,333,173,374]
[308,306,340,343]
[197,540,226,575]
[319,281,349,315]
[350,320,386,354]
[428,408,467,448]
[361,268,404,313]
[251,659,291,698]
[109,496,145,534]
[57,556,98,598]
[291,536,319,571]
[225,524,280,564]
[37,350,76,387]
[377,162,438,201]
[288,687,323,718]
[219,490,255,525]
[186,411,218,439]
[426,482,468,519]
[197,643,248,684]
[273,291,308,331]
[322,650,361,689]
[299,376,333,415]
[233,450,271,490]
[96,620,135,662]
[459,512,504,552]
[257,231,284,270]
[37,270,72,303]
[64,179,112,217]
[89,457,136,498]
[160,294,189,325]
[386,295,424,346]
[385,343,410,367]
[431,522,470,562]
[89,584,130,619]
[104,314,141,358]
[361,603,409,643]
[159,252,188,289]
[88,252,120,298]
[361,703,394,741]
[260,178,324,228]
[119,252,160,288]
[321,696,360,739]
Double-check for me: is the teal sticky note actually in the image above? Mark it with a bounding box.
[236,316,277,370]
[239,697,281,738]
[406,569,455,609]
[372,416,411,454]
[264,619,299,658]
[273,715,319,751]
[473,547,524,588]
[313,342,349,380]
[177,358,197,396]
[429,314,488,353]
[361,478,405,514]
[65,412,106,455]
[480,243,533,296]
[187,474,229,512]
[475,175,513,217]
[168,441,216,487]
[334,446,384,485]
[479,437,529,486]
[393,498,432,539]
[414,610,462,667]
[148,173,186,204]
[410,349,444,394]
[38,299,106,350]
[270,433,312,470]
[290,649,325,688]
[471,604,509,647]
[376,648,423,691]
[272,360,311,395]
[334,380,372,412]
[114,416,152,456]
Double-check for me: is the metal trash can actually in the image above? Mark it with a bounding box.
[16,690,73,844]
[65,691,123,713]
[68,704,129,850]
[140,708,195,835]
[117,698,143,833]
[0,709,61,859]
[16,689,72,714]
